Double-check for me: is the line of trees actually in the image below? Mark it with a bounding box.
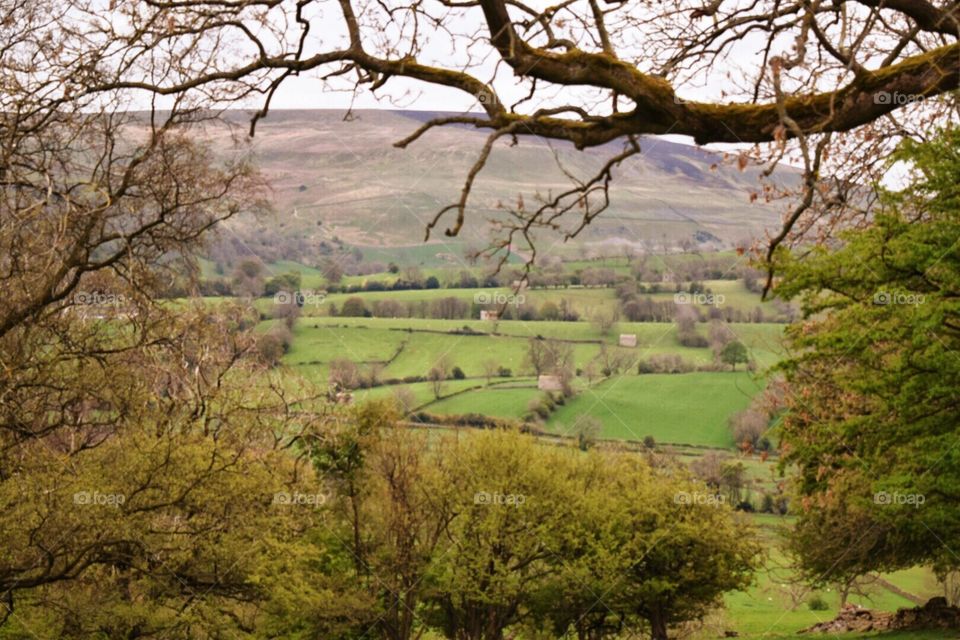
[297,403,762,640]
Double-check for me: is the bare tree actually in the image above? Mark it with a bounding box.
[482,359,499,385]
[330,358,361,390]
[74,0,959,285]
[428,366,446,400]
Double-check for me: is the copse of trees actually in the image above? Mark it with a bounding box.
[300,404,761,640]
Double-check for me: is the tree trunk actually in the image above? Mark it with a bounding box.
[649,611,668,640]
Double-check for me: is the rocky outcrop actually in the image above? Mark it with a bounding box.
[800,597,960,634]
[799,604,893,633]
[891,597,960,630]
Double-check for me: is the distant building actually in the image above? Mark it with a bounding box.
[619,334,638,348]
[480,309,498,321]
[537,375,563,391]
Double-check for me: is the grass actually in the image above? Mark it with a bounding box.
[423,384,540,418]
[282,318,783,383]
[351,378,483,408]
[719,514,945,639]
[276,317,783,448]
[547,372,762,447]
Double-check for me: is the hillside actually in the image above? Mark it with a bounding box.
[206,109,797,263]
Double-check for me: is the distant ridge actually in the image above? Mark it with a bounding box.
[205,109,797,256]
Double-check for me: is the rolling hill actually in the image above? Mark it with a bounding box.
[204,109,798,264]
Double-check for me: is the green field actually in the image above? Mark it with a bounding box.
[275,314,782,450]
[424,383,541,418]
[285,317,784,368]
[547,372,761,446]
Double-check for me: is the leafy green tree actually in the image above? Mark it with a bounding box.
[264,271,302,296]
[719,340,748,370]
[340,296,368,317]
[0,303,328,638]
[538,454,761,640]
[776,128,960,586]
[422,430,583,640]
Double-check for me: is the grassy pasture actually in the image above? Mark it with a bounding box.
[285,318,785,374]
[547,372,763,447]
[424,384,541,419]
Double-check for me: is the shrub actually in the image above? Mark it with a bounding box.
[639,354,695,374]
[255,332,286,367]
[807,595,829,611]
[451,366,466,380]
[340,296,368,317]
[759,494,775,514]
[678,331,709,348]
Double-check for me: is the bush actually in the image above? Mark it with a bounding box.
[527,397,551,420]
[255,332,287,367]
[638,354,695,374]
[807,595,829,611]
[451,366,466,380]
[340,296,368,317]
[730,408,769,449]
[759,494,775,514]
[678,331,709,348]
[497,367,512,377]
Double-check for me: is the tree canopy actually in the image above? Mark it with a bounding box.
[777,127,960,586]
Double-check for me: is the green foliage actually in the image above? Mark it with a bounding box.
[776,128,960,584]
[263,271,302,296]
[340,296,368,317]
[720,340,749,370]
[807,594,829,611]
[300,407,761,640]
